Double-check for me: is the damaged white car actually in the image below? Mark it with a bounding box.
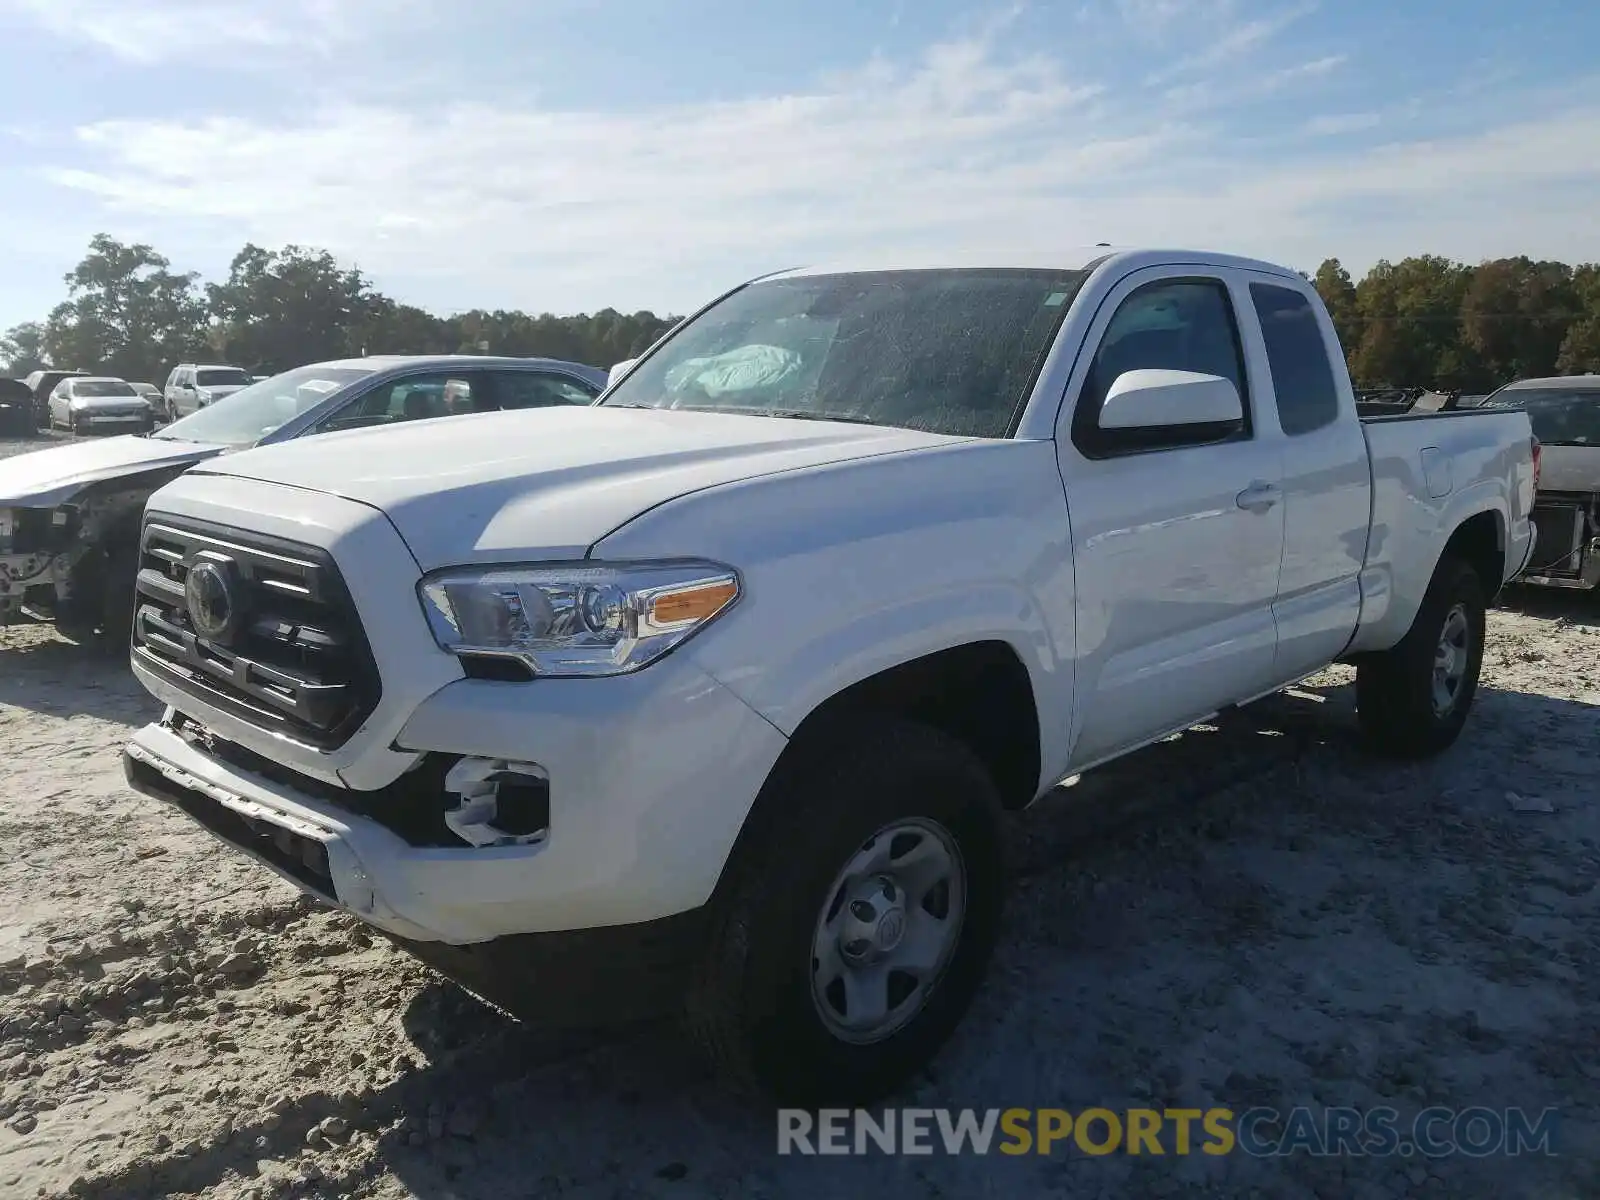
[1,355,607,645]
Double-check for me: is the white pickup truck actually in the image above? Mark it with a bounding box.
[121,248,1538,1104]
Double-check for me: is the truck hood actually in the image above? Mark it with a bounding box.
[192,405,971,569]
[0,433,224,507]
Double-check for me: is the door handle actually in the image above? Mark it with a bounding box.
[1236,481,1282,513]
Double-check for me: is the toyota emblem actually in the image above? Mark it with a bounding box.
[185,560,239,641]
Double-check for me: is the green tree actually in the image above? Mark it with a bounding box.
[1556,264,1600,375]
[355,298,454,357]
[207,244,381,373]
[1312,258,1362,357]
[40,234,207,384]
[0,322,49,376]
[1349,256,1478,389]
[1460,257,1577,384]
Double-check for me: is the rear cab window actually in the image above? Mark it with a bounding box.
[1250,283,1340,435]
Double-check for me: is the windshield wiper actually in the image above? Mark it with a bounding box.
[671,404,884,426]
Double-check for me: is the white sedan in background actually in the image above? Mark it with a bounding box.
[47,376,156,435]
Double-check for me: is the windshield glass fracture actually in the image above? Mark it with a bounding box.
[601,268,1089,438]
[154,365,374,446]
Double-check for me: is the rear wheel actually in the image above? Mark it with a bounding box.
[1356,554,1486,758]
[686,717,1005,1106]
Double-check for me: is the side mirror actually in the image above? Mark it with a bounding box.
[607,359,638,387]
[1098,369,1243,430]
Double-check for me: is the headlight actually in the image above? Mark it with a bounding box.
[418,560,740,677]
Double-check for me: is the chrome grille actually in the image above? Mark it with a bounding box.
[131,517,380,749]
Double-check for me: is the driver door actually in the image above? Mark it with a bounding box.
[1056,267,1286,768]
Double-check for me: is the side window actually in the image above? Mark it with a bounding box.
[492,371,600,410]
[1072,278,1249,457]
[319,373,481,434]
[1250,283,1339,435]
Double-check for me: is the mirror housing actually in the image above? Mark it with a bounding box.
[607,358,638,387]
[1098,369,1243,430]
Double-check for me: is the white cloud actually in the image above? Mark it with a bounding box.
[15,16,1600,315]
[0,0,427,62]
[1145,0,1318,82]
[1303,111,1381,136]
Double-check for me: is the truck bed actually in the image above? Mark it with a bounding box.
[1355,406,1517,424]
[1346,404,1536,653]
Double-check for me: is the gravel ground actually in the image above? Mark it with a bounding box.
[3,430,1599,1198]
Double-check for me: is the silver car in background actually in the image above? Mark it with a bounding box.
[1486,375,1600,591]
[46,376,155,435]
[162,363,253,421]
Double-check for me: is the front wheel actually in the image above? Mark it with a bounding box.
[686,717,1005,1106]
[1356,554,1486,758]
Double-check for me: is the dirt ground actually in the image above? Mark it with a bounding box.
[3,429,1599,1198]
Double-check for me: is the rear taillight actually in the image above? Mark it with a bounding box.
[1531,436,1542,491]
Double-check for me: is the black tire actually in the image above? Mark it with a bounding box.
[685,716,1005,1106]
[1355,554,1486,758]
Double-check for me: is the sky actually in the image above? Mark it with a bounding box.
[0,0,1597,328]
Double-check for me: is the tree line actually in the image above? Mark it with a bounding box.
[4,235,1599,392]
[1314,256,1600,391]
[0,234,680,384]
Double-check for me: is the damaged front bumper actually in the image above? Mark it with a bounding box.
[0,505,68,623]
[121,716,716,1026]
[1,487,148,626]
[123,719,555,945]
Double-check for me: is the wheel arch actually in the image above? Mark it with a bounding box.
[707,640,1044,910]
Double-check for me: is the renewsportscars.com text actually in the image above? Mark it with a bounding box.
[777,1107,1559,1158]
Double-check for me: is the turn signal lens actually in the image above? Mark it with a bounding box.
[648,579,739,627]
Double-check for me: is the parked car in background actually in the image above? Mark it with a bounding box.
[162,363,253,421]
[1,355,607,647]
[23,368,88,424]
[130,382,163,409]
[1486,375,1600,591]
[118,248,1536,1104]
[0,379,35,437]
[47,376,156,436]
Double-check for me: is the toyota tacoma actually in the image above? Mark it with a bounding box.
[121,248,1538,1104]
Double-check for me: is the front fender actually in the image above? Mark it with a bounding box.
[592,438,1079,789]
